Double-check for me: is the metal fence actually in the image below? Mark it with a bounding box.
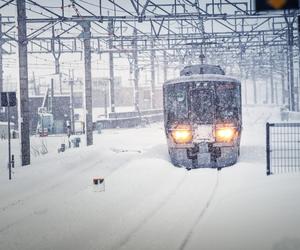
[266,123,300,175]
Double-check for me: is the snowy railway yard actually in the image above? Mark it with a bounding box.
[2,1,300,249]
[1,106,300,250]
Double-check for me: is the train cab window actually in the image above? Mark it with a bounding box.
[216,82,240,121]
[165,84,189,123]
[191,88,214,124]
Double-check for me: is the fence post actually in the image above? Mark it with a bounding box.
[266,122,271,175]
[11,154,14,168]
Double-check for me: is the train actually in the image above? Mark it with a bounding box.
[163,64,242,169]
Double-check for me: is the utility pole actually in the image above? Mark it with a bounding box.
[51,27,62,94]
[244,71,248,105]
[17,0,30,166]
[274,77,278,105]
[240,65,248,105]
[69,69,75,134]
[285,16,296,111]
[297,15,300,111]
[7,100,11,179]
[133,27,139,111]
[253,67,257,104]
[281,71,286,105]
[54,58,62,94]
[50,78,54,113]
[0,15,3,93]
[269,54,274,104]
[239,47,247,105]
[265,69,269,104]
[59,72,62,94]
[104,81,108,118]
[81,21,93,146]
[108,20,115,113]
[163,50,168,83]
[32,72,38,95]
[281,51,286,105]
[150,40,155,109]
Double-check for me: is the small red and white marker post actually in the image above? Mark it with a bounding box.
[93,177,105,192]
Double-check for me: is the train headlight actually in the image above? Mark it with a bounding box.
[171,124,193,144]
[215,126,237,142]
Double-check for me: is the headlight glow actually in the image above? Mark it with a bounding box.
[171,124,193,144]
[215,126,237,142]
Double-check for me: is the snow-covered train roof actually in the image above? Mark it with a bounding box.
[180,64,225,76]
[164,74,240,86]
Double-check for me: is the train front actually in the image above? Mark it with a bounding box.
[163,64,242,169]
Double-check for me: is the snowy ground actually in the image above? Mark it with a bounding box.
[0,106,300,250]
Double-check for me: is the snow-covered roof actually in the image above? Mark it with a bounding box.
[0,121,15,126]
[29,95,70,98]
[180,64,225,76]
[164,74,240,86]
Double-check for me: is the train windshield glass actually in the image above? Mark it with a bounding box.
[165,83,189,123]
[191,88,214,124]
[215,82,240,121]
[164,81,240,126]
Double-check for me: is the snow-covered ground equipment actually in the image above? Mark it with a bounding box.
[163,64,242,169]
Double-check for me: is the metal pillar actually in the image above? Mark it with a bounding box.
[286,19,295,111]
[270,54,274,104]
[51,28,62,94]
[108,20,115,113]
[240,64,248,105]
[163,50,168,83]
[150,40,155,109]
[0,15,3,93]
[69,69,75,134]
[266,122,271,176]
[53,59,62,94]
[253,67,257,104]
[274,77,278,105]
[104,81,108,118]
[298,15,300,111]
[59,72,62,94]
[32,72,38,95]
[286,44,291,107]
[81,21,93,146]
[7,102,11,180]
[265,81,269,104]
[265,65,269,104]
[50,78,54,113]
[281,52,287,105]
[17,0,30,166]
[281,71,286,105]
[244,76,248,105]
[133,27,139,111]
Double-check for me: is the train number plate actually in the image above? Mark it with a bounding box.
[194,125,214,142]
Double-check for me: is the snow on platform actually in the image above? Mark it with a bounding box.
[0,106,300,250]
